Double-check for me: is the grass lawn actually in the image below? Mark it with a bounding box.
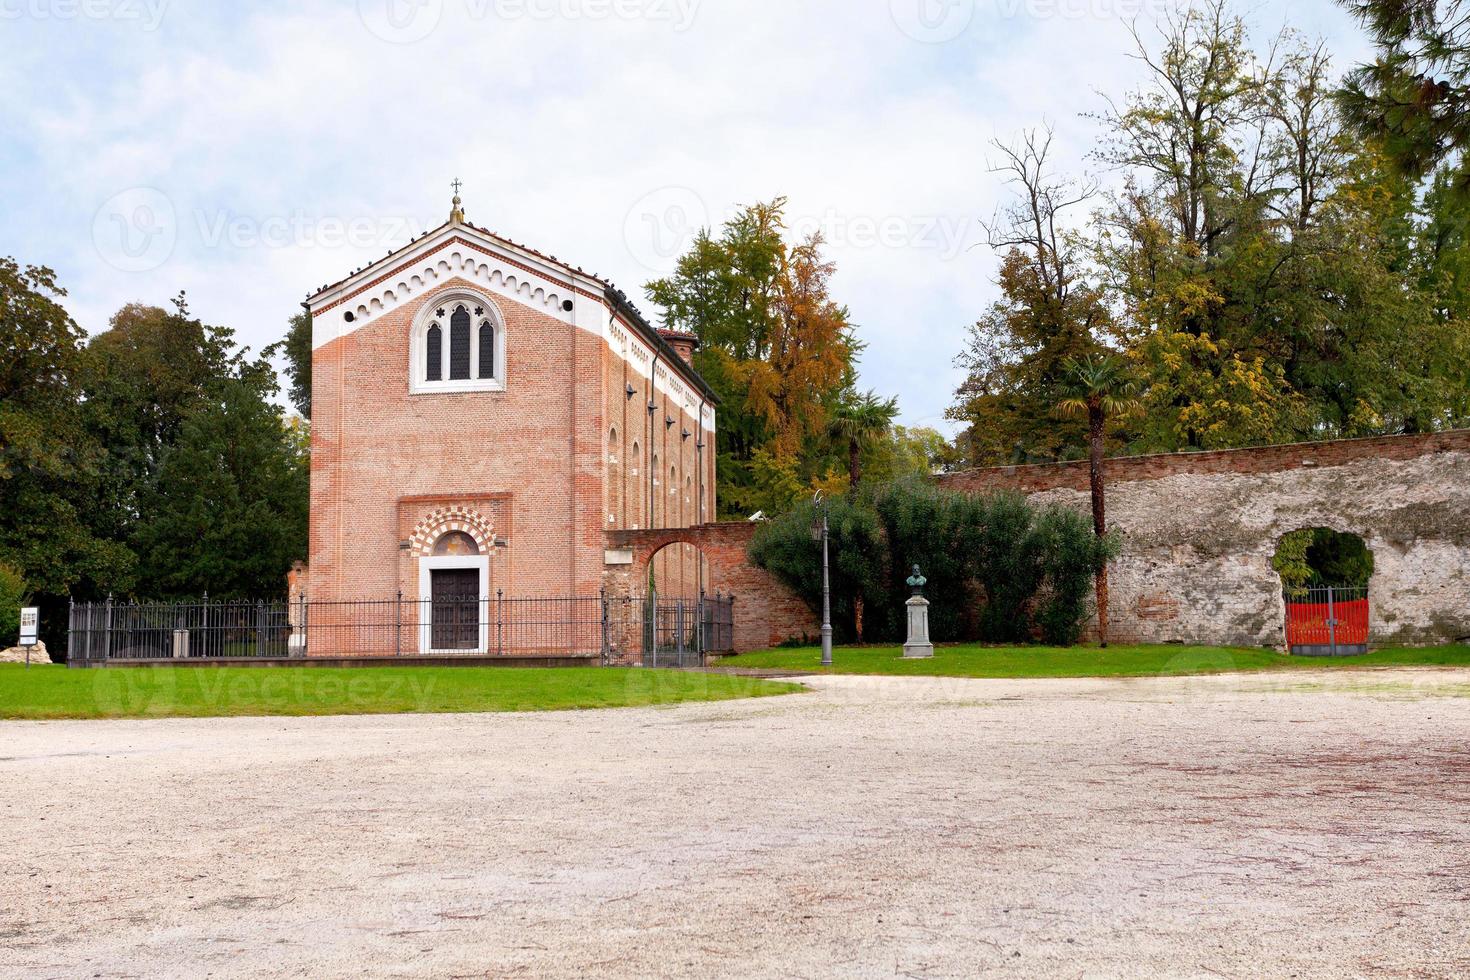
[0,664,803,720]
[718,643,1470,678]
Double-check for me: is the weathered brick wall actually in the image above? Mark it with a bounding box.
[938,432,1470,648]
[605,523,817,656]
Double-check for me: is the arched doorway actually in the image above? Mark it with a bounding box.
[642,540,719,666]
[1273,528,1375,656]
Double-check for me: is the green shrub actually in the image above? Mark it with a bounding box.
[1033,506,1119,645]
[749,481,1115,646]
[749,493,886,644]
[0,564,27,646]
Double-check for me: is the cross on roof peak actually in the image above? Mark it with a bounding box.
[449,178,465,222]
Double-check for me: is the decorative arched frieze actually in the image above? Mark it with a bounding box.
[409,506,497,557]
[340,242,572,328]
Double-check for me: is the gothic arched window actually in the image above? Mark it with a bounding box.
[413,292,505,394]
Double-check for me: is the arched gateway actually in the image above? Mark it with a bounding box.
[603,523,817,657]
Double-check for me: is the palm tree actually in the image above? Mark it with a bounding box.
[1054,354,1141,648]
[829,391,898,490]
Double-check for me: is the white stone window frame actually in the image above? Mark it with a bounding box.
[409,289,508,395]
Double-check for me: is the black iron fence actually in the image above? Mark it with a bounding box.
[66,592,737,667]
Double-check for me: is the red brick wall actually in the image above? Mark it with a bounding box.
[309,277,717,628]
[606,523,817,652]
[309,278,608,608]
[938,430,1470,495]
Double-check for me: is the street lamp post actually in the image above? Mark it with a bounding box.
[815,491,833,667]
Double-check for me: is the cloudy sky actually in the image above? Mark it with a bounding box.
[1,0,1371,432]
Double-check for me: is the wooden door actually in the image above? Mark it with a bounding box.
[431,568,480,650]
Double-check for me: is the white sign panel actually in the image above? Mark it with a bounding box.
[19,607,39,646]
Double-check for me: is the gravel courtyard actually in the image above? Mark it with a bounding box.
[3,669,1468,978]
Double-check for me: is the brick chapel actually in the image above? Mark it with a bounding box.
[302,191,718,652]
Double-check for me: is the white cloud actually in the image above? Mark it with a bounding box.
[1,0,1371,431]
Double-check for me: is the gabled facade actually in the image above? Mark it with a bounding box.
[304,206,717,651]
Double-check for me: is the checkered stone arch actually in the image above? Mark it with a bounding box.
[410,506,497,557]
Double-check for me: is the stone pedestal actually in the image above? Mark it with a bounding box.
[902,596,934,659]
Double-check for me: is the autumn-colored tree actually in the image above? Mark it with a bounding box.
[647,199,858,516]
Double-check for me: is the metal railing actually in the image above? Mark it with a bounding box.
[66,591,737,667]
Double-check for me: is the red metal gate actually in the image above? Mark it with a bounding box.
[1284,586,1370,656]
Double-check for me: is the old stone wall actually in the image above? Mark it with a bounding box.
[938,432,1470,649]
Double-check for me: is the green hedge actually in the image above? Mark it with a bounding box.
[749,480,1116,646]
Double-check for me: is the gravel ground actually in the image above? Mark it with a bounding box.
[3,668,1469,979]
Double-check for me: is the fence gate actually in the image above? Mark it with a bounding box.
[1284,585,1370,656]
[641,593,735,668]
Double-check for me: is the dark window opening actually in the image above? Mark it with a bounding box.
[426,324,442,381]
[449,305,471,380]
[478,320,494,379]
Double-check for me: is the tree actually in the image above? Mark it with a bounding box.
[79,294,241,547]
[948,129,1111,465]
[1094,0,1272,278]
[750,480,1115,646]
[132,364,308,599]
[1339,0,1470,191]
[1053,354,1142,647]
[647,199,858,516]
[828,390,897,489]
[267,309,312,418]
[0,258,133,606]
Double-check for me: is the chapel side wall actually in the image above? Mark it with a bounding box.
[938,433,1470,649]
[600,327,709,599]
